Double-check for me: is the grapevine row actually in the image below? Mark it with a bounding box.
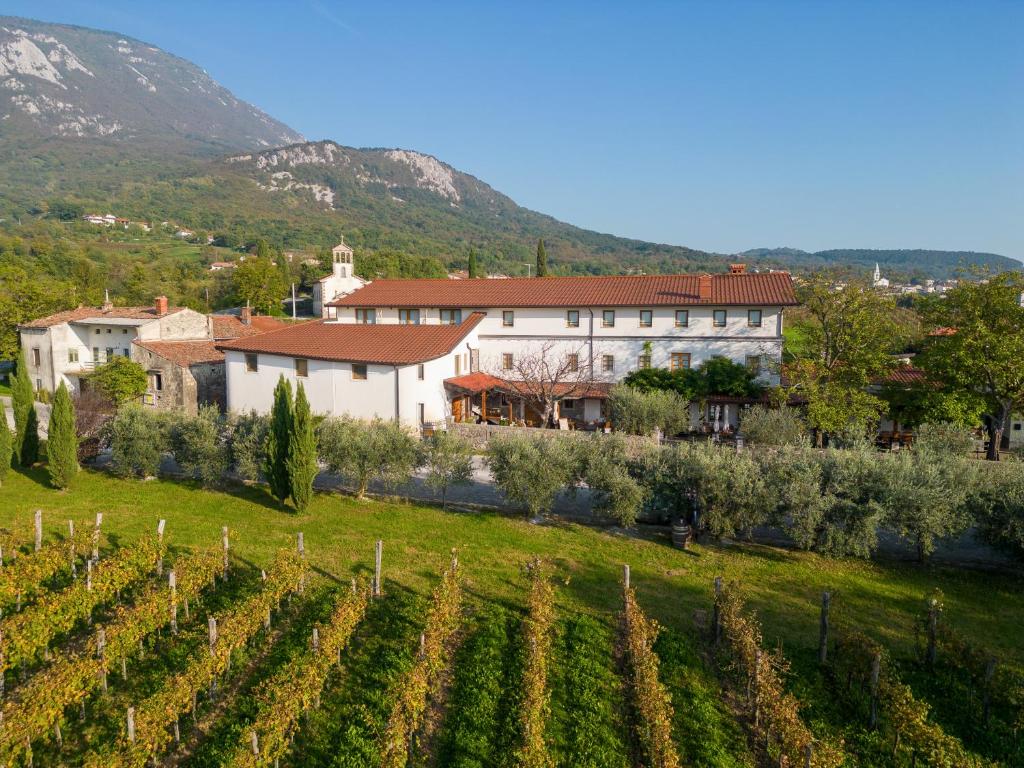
[83,548,308,768]
[0,529,89,611]
[830,624,985,766]
[0,548,222,764]
[0,537,160,673]
[620,585,680,768]
[513,557,555,768]
[715,583,844,768]
[228,582,370,767]
[379,554,462,768]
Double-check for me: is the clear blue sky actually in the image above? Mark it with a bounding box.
[11,1,1024,258]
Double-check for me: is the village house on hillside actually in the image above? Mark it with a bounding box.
[19,299,286,413]
[220,257,797,429]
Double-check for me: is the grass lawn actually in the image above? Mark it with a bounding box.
[4,466,1022,672]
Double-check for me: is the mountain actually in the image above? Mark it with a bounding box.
[741,247,1020,281]
[0,17,302,151]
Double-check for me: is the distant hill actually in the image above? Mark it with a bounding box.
[0,17,302,151]
[741,248,1020,281]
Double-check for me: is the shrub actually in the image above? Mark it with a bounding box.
[759,446,826,550]
[47,381,78,489]
[608,385,689,436]
[318,416,420,498]
[88,356,148,405]
[108,404,169,478]
[914,422,975,457]
[630,443,704,524]
[169,406,229,487]
[0,415,10,485]
[739,405,807,447]
[486,433,577,519]
[421,430,474,509]
[695,444,773,539]
[228,411,269,481]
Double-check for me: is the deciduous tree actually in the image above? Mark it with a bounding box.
[89,356,148,405]
[421,430,474,509]
[47,381,78,489]
[917,272,1024,459]
[318,416,420,499]
[233,257,287,315]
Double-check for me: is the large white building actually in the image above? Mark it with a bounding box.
[220,264,797,428]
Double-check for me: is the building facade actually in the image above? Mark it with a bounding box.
[220,267,797,428]
[312,240,366,317]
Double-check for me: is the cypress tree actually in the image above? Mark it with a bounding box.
[10,348,34,464]
[264,375,293,504]
[287,383,318,512]
[0,413,11,485]
[47,381,79,489]
[21,408,39,467]
[468,249,480,278]
[536,238,548,277]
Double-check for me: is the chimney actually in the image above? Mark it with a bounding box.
[729,263,747,274]
[102,289,113,312]
[240,306,252,326]
[154,296,169,316]
[698,274,713,301]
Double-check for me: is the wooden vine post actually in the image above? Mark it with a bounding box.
[869,651,881,728]
[374,539,382,598]
[92,513,103,562]
[222,526,230,578]
[622,563,630,591]
[126,706,136,743]
[713,576,723,645]
[819,591,831,664]
[34,510,42,552]
[169,569,178,635]
[68,519,77,577]
[983,657,997,726]
[926,596,939,669]
[97,628,107,690]
[156,519,166,577]
[752,648,762,729]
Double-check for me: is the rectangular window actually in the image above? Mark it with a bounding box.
[747,309,762,327]
[439,309,462,325]
[121,349,130,357]
[95,328,101,335]
[245,353,258,372]
[562,399,577,410]
[122,329,128,334]
[602,310,615,328]
[602,354,614,372]
[352,363,367,380]
[566,310,580,327]
[355,308,376,324]
[502,310,515,327]
[35,378,41,391]
[93,347,99,363]
[417,363,425,380]
[566,353,579,372]
[418,403,426,425]
[639,310,653,328]
[502,353,514,370]
[638,354,652,369]
[746,355,762,373]
[670,352,691,371]
[68,349,79,364]
[149,372,163,392]
[326,306,338,320]
[106,328,112,334]
[31,348,41,367]
[105,347,114,360]
[399,308,420,325]
[675,310,689,327]
[713,309,727,327]
[295,358,308,377]
[455,355,462,376]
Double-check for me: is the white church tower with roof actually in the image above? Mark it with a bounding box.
[313,237,366,317]
[872,262,890,289]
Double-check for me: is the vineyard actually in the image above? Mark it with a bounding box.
[1,473,1023,767]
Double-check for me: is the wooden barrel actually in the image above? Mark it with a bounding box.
[671,523,691,549]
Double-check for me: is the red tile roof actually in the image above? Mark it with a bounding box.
[19,304,185,329]
[217,313,486,365]
[210,315,289,339]
[328,272,797,309]
[133,340,225,367]
[882,366,927,385]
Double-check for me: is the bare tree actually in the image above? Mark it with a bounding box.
[73,388,115,460]
[493,340,603,427]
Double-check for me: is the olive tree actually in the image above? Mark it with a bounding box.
[739,405,807,447]
[421,430,475,509]
[169,406,229,487]
[758,445,827,550]
[968,460,1024,560]
[228,411,269,481]
[486,433,577,519]
[318,416,420,499]
[607,385,689,436]
[108,404,170,478]
[817,446,891,558]
[579,433,645,527]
